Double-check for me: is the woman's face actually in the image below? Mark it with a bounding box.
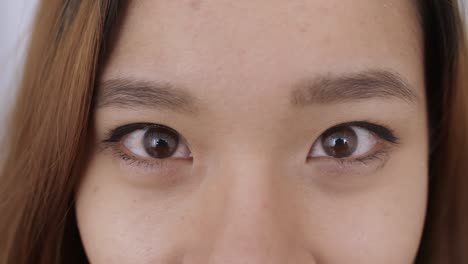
[76,0,428,263]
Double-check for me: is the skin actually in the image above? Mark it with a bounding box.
[76,0,428,263]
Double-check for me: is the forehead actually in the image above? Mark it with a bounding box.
[102,0,422,102]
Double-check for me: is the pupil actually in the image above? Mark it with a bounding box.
[143,126,179,159]
[321,126,357,158]
[150,138,169,149]
[335,138,346,146]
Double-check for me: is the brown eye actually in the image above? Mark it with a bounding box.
[321,126,358,158]
[121,124,192,160]
[143,126,179,159]
[309,124,380,160]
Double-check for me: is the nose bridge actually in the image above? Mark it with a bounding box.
[199,153,300,263]
[217,157,280,231]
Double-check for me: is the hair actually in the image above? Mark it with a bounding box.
[0,0,466,263]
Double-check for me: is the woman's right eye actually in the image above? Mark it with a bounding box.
[104,123,192,160]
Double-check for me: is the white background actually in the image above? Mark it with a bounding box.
[0,1,466,138]
[0,0,38,137]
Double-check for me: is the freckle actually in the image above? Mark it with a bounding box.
[92,186,99,193]
[189,0,203,11]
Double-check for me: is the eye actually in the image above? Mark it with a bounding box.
[105,123,192,160]
[308,122,398,160]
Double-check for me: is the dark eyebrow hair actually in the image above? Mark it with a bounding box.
[290,70,419,106]
[95,78,200,114]
[95,69,419,114]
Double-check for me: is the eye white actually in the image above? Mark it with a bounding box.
[122,129,192,159]
[122,129,150,158]
[309,126,377,158]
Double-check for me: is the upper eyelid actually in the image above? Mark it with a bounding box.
[103,120,399,153]
[102,121,397,171]
[103,123,168,143]
[103,123,193,153]
[307,133,395,168]
[310,123,395,156]
[104,120,398,140]
[322,121,399,144]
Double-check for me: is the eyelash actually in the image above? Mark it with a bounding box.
[309,121,398,166]
[101,121,399,170]
[101,123,182,171]
[330,145,392,168]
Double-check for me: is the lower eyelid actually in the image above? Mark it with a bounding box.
[310,145,393,176]
[106,144,174,172]
[98,146,193,189]
[100,126,394,176]
[308,140,392,161]
[102,140,194,172]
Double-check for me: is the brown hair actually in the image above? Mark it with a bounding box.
[0,0,466,263]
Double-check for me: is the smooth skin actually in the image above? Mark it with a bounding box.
[76,0,428,263]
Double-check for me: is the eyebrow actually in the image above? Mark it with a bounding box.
[95,69,419,113]
[95,78,200,114]
[291,70,419,106]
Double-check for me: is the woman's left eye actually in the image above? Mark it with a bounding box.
[308,122,398,161]
[104,123,192,160]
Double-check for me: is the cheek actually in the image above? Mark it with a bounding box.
[75,153,189,263]
[302,152,427,262]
